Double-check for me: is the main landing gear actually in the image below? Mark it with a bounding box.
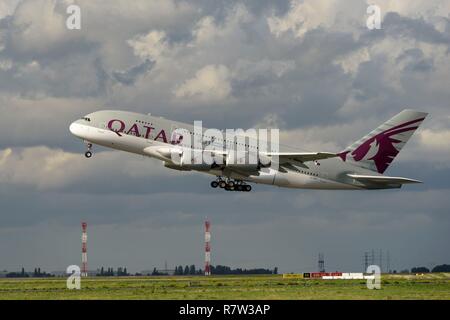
[210,178,252,192]
[84,142,93,158]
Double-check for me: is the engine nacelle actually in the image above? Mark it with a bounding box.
[165,150,214,171]
[144,146,182,162]
[158,149,272,171]
[258,154,272,168]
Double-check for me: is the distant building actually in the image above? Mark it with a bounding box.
[51,271,66,277]
[141,269,175,276]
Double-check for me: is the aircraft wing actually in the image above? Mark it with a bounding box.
[224,167,261,177]
[347,174,422,184]
[264,152,338,164]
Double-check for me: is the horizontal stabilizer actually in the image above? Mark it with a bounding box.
[347,174,422,184]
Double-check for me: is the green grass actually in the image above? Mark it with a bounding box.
[0,273,449,300]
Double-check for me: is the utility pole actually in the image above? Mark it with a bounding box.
[364,252,369,271]
[318,253,325,272]
[81,222,88,277]
[204,220,211,276]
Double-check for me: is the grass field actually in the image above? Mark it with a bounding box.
[0,273,449,300]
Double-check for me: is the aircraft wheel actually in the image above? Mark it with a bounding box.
[219,181,227,188]
[244,185,252,192]
[227,181,235,188]
[85,151,92,158]
[235,185,243,192]
[211,181,219,188]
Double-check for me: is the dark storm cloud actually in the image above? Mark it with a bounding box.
[383,12,450,46]
[2,178,449,229]
[396,48,434,73]
[0,52,110,98]
[1,182,449,272]
[0,2,94,62]
[112,59,155,86]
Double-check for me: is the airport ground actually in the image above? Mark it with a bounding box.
[0,273,449,300]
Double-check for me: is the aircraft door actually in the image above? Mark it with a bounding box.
[171,125,187,146]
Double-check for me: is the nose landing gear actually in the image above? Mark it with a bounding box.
[210,177,252,192]
[84,142,93,158]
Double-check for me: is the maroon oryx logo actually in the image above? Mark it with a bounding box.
[339,118,425,173]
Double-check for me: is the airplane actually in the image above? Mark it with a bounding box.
[69,109,428,192]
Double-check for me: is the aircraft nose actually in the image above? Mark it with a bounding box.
[69,121,84,138]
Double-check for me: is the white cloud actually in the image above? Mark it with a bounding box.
[419,129,450,150]
[79,0,195,34]
[268,0,337,38]
[254,113,287,130]
[375,0,450,20]
[233,59,296,80]
[267,0,368,38]
[0,59,13,70]
[279,126,348,153]
[0,146,79,190]
[8,0,71,54]
[334,47,370,75]
[72,0,197,69]
[174,64,232,103]
[0,146,171,191]
[268,0,450,39]
[192,16,217,44]
[128,30,170,62]
[192,4,252,45]
[0,0,21,19]
[338,35,450,115]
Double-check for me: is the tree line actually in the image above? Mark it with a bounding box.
[410,264,450,273]
[168,265,277,276]
[211,265,277,275]
[97,267,129,276]
[172,265,203,275]
[4,267,53,278]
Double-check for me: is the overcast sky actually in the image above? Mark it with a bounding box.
[0,0,449,274]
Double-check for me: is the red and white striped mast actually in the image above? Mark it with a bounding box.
[204,220,211,276]
[81,222,88,277]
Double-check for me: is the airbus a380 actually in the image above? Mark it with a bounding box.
[69,109,428,192]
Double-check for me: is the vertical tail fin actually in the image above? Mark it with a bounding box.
[338,109,428,173]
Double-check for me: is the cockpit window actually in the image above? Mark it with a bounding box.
[82,117,91,122]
